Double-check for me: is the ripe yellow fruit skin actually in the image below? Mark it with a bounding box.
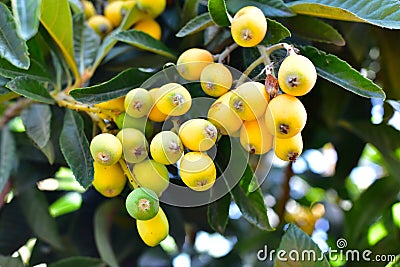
[230,81,269,121]
[274,133,303,162]
[231,6,267,47]
[179,152,216,191]
[90,133,122,166]
[178,119,217,152]
[278,54,317,96]
[116,128,148,163]
[150,131,183,165]
[137,207,169,247]
[265,94,307,139]
[137,0,166,18]
[240,117,273,154]
[82,0,96,18]
[134,19,162,40]
[200,63,232,97]
[104,1,124,27]
[132,159,169,196]
[148,88,168,122]
[124,88,153,118]
[92,161,126,197]
[87,15,113,38]
[177,48,214,81]
[208,91,243,135]
[156,83,192,116]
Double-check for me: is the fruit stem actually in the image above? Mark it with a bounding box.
[118,158,139,189]
[214,43,239,63]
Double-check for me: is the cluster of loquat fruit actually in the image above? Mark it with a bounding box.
[83,0,164,40]
[87,4,317,247]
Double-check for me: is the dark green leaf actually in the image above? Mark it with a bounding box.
[282,15,345,46]
[94,199,121,267]
[208,0,231,27]
[59,109,93,188]
[207,192,231,234]
[21,104,51,148]
[262,18,291,45]
[49,256,106,267]
[226,0,294,17]
[299,46,385,99]
[11,0,42,40]
[70,68,152,103]
[176,13,215,38]
[287,0,400,29]
[40,0,79,79]
[182,0,200,24]
[0,126,16,194]
[73,13,101,75]
[387,100,400,113]
[0,57,52,82]
[6,77,54,104]
[0,255,24,267]
[274,224,330,266]
[38,139,55,165]
[114,30,177,59]
[345,176,400,246]
[0,2,30,69]
[19,187,64,250]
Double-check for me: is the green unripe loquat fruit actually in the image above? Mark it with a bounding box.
[150,131,183,165]
[136,207,169,247]
[278,54,317,96]
[177,48,214,81]
[125,187,159,220]
[132,159,169,196]
[179,152,216,191]
[178,119,217,152]
[92,161,126,197]
[90,133,122,166]
[265,94,307,139]
[124,88,153,118]
[117,128,148,163]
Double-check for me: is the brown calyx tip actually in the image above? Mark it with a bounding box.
[233,99,244,112]
[248,145,256,154]
[169,141,181,153]
[97,152,111,163]
[138,198,151,211]
[133,101,143,111]
[196,179,208,187]
[172,94,184,106]
[205,82,214,90]
[288,152,299,162]
[205,125,217,139]
[133,146,146,158]
[279,124,290,135]
[288,76,299,87]
[242,29,253,40]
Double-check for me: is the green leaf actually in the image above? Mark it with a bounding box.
[182,0,200,24]
[40,0,79,80]
[208,193,231,234]
[0,57,52,81]
[94,199,121,267]
[0,255,24,267]
[20,103,51,148]
[115,30,177,59]
[208,0,230,27]
[299,46,385,99]
[387,100,400,113]
[345,176,400,246]
[282,15,345,46]
[0,3,30,69]
[49,256,106,267]
[262,18,291,45]
[38,139,55,165]
[287,0,400,29]
[226,0,294,17]
[274,224,330,266]
[11,0,42,40]
[69,68,152,103]
[59,109,93,188]
[19,187,64,250]
[176,13,215,38]
[73,13,101,75]
[0,126,16,197]
[6,77,54,104]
